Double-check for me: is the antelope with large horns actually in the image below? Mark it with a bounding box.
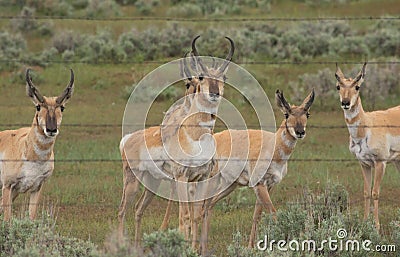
[118,53,199,243]
[0,69,74,221]
[118,36,234,248]
[335,62,400,230]
[167,35,234,248]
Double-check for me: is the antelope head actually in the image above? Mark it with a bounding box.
[26,69,74,137]
[189,35,235,109]
[335,62,367,110]
[276,89,315,139]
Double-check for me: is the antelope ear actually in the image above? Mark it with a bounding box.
[26,69,45,105]
[275,89,291,114]
[56,69,74,105]
[301,88,315,112]
[353,62,367,85]
[335,63,345,83]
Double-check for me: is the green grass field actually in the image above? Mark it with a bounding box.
[0,0,399,256]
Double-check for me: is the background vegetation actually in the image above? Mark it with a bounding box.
[0,0,399,256]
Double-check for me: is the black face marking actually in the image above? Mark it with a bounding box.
[355,85,360,91]
[60,106,65,112]
[336,85,340,90]
[45,112,58,133]
[209,80,220,96]
[284,113,289,119]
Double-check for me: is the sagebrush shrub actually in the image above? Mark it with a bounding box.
[10,6,37,32]
[37,21,54,36]
[166,3,202,17]
[0,31,27,70]
[0,217,98,257]
[52,30,82,53]
[227,183,397,257]
[86,0,121,18]
[143,229,199,257]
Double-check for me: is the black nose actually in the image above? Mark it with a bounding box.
[46,128,57,133]
[210,92,220,98]
[341,100,350,107]
[296,130,305,137]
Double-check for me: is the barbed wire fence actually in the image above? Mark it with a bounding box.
[0,12,399,228]
[1,15,400,21]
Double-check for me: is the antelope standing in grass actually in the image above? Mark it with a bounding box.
[118,53,199,243]
[335,62,400,230]
[0,69,74,221]
[161,89,313,255]
[118,36,234,247]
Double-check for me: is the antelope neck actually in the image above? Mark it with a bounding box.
[26,115,55,160]
[181,112,215,140]
[277,120,297,155]
[343,97,365,139]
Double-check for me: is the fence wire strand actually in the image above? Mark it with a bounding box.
[1,15,400,22]
[1,123,400,129]
[1,59,400,65]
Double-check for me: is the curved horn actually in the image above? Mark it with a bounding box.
[180,52,192,79]
[190,35,207,74]
[191,35,201,57]
[218,36,235,73]
[26,69,45,103]
[56,69,74,105]
[211,57,218,69]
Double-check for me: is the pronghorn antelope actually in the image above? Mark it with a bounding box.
[0,69,74,221]
[193,89,314,254]
[335,62,400,230]
[118,36,234,247]
[118,53,199,243]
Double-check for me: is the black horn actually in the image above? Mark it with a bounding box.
[180,52,192,79]
[56,69,74,105]
[26,69,45,103]
[218,36,235,73]
[190,35,207,74]
[191,35,201,57]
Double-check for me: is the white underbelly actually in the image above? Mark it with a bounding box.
[263,162,287,189]
[16,161,54,193]
[138,146,171,179]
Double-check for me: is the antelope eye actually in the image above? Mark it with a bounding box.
[60,106,65,112]
[188,77,192,81]
[199,75,204,81]
[355,85,360,91]
[336,85,340,90]
[284,113,289,119]
[185,83,190,89]
[36,105,41,111]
